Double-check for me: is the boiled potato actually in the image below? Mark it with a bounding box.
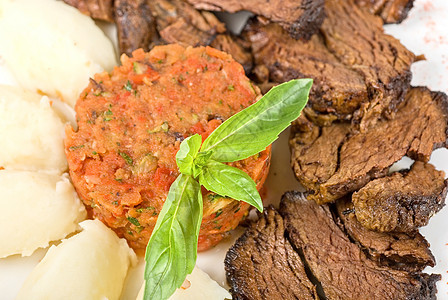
[16,219,137,300]
[136,267,232,300]
[0,85,68,172]
[0,170,86,258]
[0,0,117,107]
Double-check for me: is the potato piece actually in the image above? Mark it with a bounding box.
[16,219,137,300]
[0,0,117,107]
[0,170,86,258]
[136,267,231,300]
[0,85,68,172]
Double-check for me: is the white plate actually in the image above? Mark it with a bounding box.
[1,0,448,299]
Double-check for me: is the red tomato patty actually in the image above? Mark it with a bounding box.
[65,45,271,251]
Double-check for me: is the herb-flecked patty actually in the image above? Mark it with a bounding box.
[65,45,271,250]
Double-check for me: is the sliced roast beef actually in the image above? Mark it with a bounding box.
[64,0,253,69]
[63,0,158,55]
[352,161,447,233]
[210,34,253,74]
[148,0,225,46]
[246,22,368,124]
[63,0,114,22]
[336,198,435,272]
[114,0,159,56]
[245,0,415,129]
[289,115,351,193]
[280,191,440,300]
[185,0,325,40]
[149,0,253,71]
[355,0,415,24]
[225,207,319,300]
[290,87,448,204]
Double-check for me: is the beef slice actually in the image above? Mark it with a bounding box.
[352,161,447,233]
[245,0,415,129]
[225,207,318,300]
[336,197,436,272]
[290,87,448,204]
[355,0,415,24]
[280,191,440,300]
[185,0,325,40]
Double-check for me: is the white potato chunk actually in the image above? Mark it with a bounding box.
[137,267,232,300]
[0,0,117,107]
[0,85,68,172]
[0,170,86,258]
[16,219,137,300]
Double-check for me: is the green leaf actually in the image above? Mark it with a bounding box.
[198,160,262,212]
[201,79,312,162]
[144,174,203,300]
[124,80,133,91]
[175,134,202,175]
[127,216,141,227]
[119,151,133,165]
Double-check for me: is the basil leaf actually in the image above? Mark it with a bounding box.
[144,174,203,300]
[201,79,312,162]
[198,160,262,212]
[175,134,202,175]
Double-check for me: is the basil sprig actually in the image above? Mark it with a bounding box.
[144,79,312,300]
[201,79,311,162]
[144,174,202,300]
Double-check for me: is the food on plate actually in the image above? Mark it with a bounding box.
[150,0,253,73]
[0,171,86,258]
[352,162,447,233]
[225,206,319,299]
[16,219,136,300]
[63,0,114,22]
[142,79,310,300]
[355,0,415,24]
[279,192,440,300]
[290,87,448,204]
[150,0,225,46]
[0,0,445,298]
[210,34,253,74]
[244,0,415,129]
[0,0,117,107]
[114,0,159,56]
[65,45,271,251]
[336,198,436,272]
[136,267,231,300]
[225,192,440,299]
[0,85,67,172]
[185,0,326,40]
[64,0,253,72]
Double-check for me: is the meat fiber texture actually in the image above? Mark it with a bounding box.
[63,0,254,73]
[336,198,436,273]
[114,0,159,56]
[0,0,117,107]
[149,0,253,73]
[280,192,440,300]
[225,191,440,300]
[245,0,415,129]
[16,219,136,300]
[225,207,319,300]
[0,85,67,173]
[63,0,114,22]
[290,87,448,204]
[186,0,325,40]
[353,161,447,233]
[355,0,415,24]
[0,171,86,258]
